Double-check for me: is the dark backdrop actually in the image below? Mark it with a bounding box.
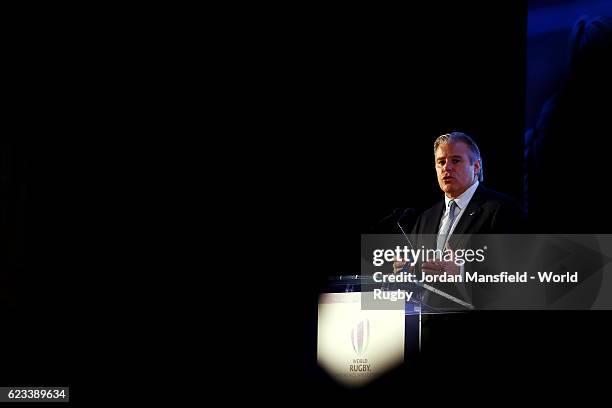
[0,142,72,387]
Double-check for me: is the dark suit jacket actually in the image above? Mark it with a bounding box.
[410,184,525,249]
[407,185,525,309]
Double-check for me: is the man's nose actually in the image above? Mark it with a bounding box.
[443,161,453,172]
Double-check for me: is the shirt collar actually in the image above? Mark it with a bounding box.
[444,180,479,211]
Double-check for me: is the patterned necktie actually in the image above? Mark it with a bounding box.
[437,200,458,251]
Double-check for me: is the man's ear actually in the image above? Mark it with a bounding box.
[474,160,481,178]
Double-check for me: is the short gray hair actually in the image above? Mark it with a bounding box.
[434,132,484,182]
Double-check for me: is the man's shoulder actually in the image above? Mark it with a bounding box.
[475,185,522,210]
[420,185,521,214]
[420,200,445,218]
[475,186,526,233]
[416,185,524,229]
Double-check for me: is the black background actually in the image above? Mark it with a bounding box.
[0,142,73,388]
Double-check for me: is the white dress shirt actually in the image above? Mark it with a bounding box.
[437,180,479,283]
[439,180,479,238]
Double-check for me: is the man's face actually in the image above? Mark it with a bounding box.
[435,141,480,198]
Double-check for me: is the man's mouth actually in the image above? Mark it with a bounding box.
[443,176,454,181]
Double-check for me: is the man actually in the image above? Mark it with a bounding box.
[394,131,524,275]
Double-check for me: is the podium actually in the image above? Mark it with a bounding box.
[317,274,472,387]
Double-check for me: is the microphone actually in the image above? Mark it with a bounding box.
[370,207,417,232]
[396,208,417,249]
[377,207,410,224]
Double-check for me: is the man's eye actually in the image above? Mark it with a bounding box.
[453,159,460,164]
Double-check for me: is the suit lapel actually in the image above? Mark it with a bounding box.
[425,201,445,234]
[420,201,445,249]
[448,186,486,249]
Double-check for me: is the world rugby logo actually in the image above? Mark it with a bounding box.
[351,319,370,354]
